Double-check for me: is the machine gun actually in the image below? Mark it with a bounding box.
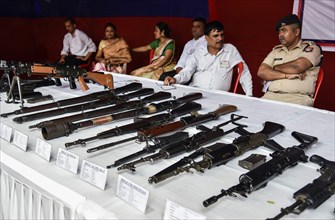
[1,82,142,118]
[64,101,202,148]
[12,88,154,123]
[42,92,199,140]
[203,131,318,208]
[267,154,335,220]
[88,104,238,155]
[1,61,114,107]
[146,121,285,183]
[117,114,250,172]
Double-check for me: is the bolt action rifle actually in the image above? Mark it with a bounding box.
[267,154,335,220]
[117,114,249,172]
[144,121,285,183]
[64,101,202,148]
[42,92,199,140]
[203,131,318,208]
[12,88,154,123]
[104,106,239,167]
[1,82,142,118]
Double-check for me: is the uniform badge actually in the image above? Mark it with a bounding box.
[304,46,314,52]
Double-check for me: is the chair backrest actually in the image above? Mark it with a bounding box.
[232,62,243,93]
[313,68,324,102]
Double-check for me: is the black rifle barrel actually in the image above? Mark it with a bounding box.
[0,82,142,117]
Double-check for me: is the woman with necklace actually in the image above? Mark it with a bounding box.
[93,23,132,74]
[131,22,176,80]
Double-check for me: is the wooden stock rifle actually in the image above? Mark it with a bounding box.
[64,101,202,148]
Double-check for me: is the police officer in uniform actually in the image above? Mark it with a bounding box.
[257,14,322,106]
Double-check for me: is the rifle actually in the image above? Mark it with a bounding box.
[2,61,114,107]
[1,82,142,118]
[203,131,318,207]
[147,121,285,184]
[117,114,248,172]
[12,88,154,123]
[267,154,335,220]
[42,91,199,140]
[29,91,171,129]
[9,79,56,99]
[107,106,239,167]
[64,101,202,148]
[30,63,114,91]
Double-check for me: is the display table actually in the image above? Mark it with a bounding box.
[1,73,334,220]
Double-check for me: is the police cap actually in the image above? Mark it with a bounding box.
[275,14,301,31]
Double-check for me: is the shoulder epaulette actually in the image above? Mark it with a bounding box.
[302,40,316,46]
[272,44,283,51]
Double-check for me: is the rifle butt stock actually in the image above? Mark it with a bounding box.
[85,72,114,90]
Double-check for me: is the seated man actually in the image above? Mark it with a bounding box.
[164,21,253,96]
[257,14,322,106]
[59,17,96,66]
[174,17,207,74]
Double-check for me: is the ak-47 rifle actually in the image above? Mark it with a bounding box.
[1,82,142,118]
[64,101,202,148]
[2,61,114,107]
[147,121,285,184]
[117,114,249,172]
[29,91,171,129]
[203,131,318,208]
[29,63,114,91]
[12,88,154,123]
[267,154,335,220]
[41,92,198,140]
[103,106,239,167]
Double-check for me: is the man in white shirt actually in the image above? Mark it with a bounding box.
[59,17,96,66]
[175,17,207,74]
[164,21,253,96]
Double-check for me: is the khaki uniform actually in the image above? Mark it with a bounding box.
[262,40,322,106]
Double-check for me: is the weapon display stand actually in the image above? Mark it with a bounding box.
[5,70,25,107]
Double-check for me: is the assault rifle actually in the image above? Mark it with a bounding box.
[42,92,199,140]
[29,91,171,129]
[203,131,318,207]
[117,114,249,172]
[64,101,202,148]
[106,106,239,167]
[1,82,142,118]
[268,154,335,220]
[143,121,285,182]
[2,61,114,107]
[12,88,154,123]
[88,104,238,155]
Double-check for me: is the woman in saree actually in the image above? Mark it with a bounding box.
[130,22,176,80]
[93,23,132,74]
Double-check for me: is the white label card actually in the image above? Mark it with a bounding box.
[116,175,149,213]
[1,123,13,142]
[163,199,206,220]
[34,138,52,161]
[56,148,79,174]
[80,160,108,190]
[13,130,28,151]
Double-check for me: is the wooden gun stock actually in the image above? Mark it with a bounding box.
[85,72,114,90]
[138,121,185,137]
[212,104,237,117]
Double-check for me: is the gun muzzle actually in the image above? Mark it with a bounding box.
[42,122,75,140]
